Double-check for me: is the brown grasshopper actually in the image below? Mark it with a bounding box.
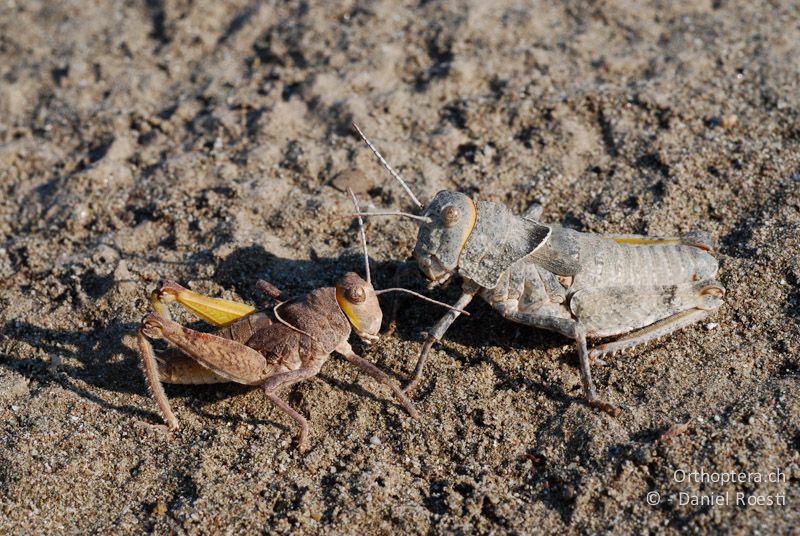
[350,124,725,415]
[136,191,466,450]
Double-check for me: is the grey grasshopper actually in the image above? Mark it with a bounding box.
[351,124,725,415]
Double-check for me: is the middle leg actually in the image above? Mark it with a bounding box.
[261,363,324,451]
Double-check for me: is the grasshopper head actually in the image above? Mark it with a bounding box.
[335,272,382,343]
[413,191,477,286]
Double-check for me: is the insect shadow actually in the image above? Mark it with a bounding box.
[0,319,295,430]
[1,244,575,427]
[0,247,417,426]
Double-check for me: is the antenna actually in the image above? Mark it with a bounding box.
[347,211,432,224]
[352,122,424,210]
[374,288,471,315]
[273,300,319,341]
[339,190,466,316]
[347,188,371,285]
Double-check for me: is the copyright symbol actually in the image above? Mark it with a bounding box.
[647,491,660,505]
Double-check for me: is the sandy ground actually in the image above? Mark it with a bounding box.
[1,0,799,533]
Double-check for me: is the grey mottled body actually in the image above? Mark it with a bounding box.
[483,224,723,339]
[410,193,725,414]
[350,124,726,415]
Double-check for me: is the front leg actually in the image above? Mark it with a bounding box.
[336,342,419,419]
[406,283,478,394]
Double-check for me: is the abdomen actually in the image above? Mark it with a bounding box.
[571,237,719,292]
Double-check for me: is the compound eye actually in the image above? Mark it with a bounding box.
[345,284,366,304]
[441,206,459,227]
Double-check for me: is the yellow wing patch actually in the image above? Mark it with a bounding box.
[609,237,683,246]
[158,290,255,327]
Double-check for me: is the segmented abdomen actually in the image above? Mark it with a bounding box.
[571,238,718,292]
[219,312,273,343]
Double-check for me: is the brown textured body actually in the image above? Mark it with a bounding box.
[136,277,418,450]
[160,289,351,383]
[246,288,351,369]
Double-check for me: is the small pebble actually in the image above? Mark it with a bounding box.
[370,436,382,446]
[705,323,718,330]
[114,260,136,292]
[331,169,371,194]
[152,501,167,517]
[721,114,738,129]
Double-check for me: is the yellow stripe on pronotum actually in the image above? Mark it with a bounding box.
[336,289,362,331]
[459,196,478,256]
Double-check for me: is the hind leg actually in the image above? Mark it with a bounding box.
[137,328,181,430]
[150,280,256,327]
[136,322,237,431]
[137,313,271,429]
[588,308,712,360]
[137,279,273,426]
[500,303,620,415]
[576,329,621,416]
[570,281,724,359]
